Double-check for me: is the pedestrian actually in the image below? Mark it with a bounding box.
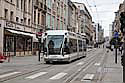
[103,44,104,48]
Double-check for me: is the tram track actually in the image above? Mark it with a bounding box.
[0,63,53,82]
[0,48,98,82]
[64,49,105,83]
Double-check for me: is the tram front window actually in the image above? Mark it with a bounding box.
[47,35,64,55]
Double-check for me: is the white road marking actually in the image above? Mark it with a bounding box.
[94,63,101,66]
[26,72,47,79]
[0,72,21,78]
[76,62,84,65]
[49,72,67,80]
[97,67,102,73]
[81,74,94,81]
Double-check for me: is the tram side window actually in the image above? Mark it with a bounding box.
[69,38,77,53]
[83,40,87,51]
[78,40,82,52]
[63,38,70,54]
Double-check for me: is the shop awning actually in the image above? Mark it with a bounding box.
[6,29,38,42]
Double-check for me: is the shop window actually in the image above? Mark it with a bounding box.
[4,36,14,52]
[16,37,24,51]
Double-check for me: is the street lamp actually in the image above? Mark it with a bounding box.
[36,30,42,62]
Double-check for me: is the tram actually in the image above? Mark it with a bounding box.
[42,30,87,63]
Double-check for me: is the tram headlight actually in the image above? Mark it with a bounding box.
[44,52,47,56]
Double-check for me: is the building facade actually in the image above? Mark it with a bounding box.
[46,0,68,30]
[67,0,79,33]
[73,2,94,45]
[32,0,46,33]
[113,3,124,42]
[0,0,46,56]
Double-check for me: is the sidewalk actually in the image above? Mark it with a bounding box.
[0,55,43,75]
[100,50,123,83]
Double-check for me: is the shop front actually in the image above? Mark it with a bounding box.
[4,29,38,56]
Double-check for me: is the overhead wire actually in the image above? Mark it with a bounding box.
[92,0,100,24]
[82,0,96,22]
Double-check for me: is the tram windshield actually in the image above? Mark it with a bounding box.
[47,35,64,55]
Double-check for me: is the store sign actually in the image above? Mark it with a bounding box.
[15,24,23,31]
[5,21,15,29]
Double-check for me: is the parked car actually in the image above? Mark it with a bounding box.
[0,53,7,63]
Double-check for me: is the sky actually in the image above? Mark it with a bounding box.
[71,0,124,37]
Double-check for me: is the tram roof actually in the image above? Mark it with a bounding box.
[45,30,86,39]
[45,30,68,35]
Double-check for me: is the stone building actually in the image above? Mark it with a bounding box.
[113,3,124,41]
[73,2,94,45]
[46,0,68,30]
[67,0,79,33]
[0,0,46,56]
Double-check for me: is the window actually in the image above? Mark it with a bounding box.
[21,0,23,10]
[16,0,19,8]
[4,9,8,19]
[34,11,36,23]
[57,19,59,29]
[24,0,27,11]
[52,16,55,29]
[61,6,63,16]
[10,11,14,21]
[21,19,23,23]
[10,0,12,3]
[47,0,51,9]
[47,35,64,55]
[69,38,77,53]
[16,17,19,22]
[28,19,30,25]
[4,36,14,52]
[83,40,86,51]
[78,40,83,52]
[46,14,51,29]
[24,18,26,25]
[60,21,62,29]
[38,13,40,24]
[41,15,44,25]
[28,0,30,12]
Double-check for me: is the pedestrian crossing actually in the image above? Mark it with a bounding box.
[25,72,47,79]
[0,61,94,81]
[0,71,68,80]
[49,72,67,80]
[0,72,21,79]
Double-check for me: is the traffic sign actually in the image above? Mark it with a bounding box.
[114,32,119,38]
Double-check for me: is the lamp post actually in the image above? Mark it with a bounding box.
[36,31,42,62]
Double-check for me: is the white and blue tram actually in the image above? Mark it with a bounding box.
[42,30,87,63]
